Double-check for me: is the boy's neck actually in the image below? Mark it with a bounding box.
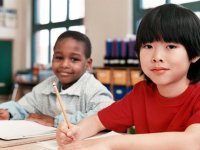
[156,79,190,98]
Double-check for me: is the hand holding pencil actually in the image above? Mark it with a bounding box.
[53,81,72,129]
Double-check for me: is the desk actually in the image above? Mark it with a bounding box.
[1,139,57,150]
[0,132,56,149]
[1,142,54,150]
[1,131,121,150]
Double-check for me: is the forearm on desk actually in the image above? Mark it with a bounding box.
[105,124,200,150]
[0,101,28,120]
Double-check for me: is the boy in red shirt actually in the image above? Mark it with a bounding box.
[56,4,200,150]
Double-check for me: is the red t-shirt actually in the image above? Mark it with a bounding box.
[98,81,200,133]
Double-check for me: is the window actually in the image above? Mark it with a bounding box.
[133,0,200,34]
[141,0,165,9]
[69,0,85,20]
[50,27,66,60]
[32,0,85,66]
[170,0,200,4]
[51,0,67,23]
[195,11,200,18]
[35,30,49,65]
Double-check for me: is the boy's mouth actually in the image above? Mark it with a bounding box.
[151,67,169,74]
[59,71,73,76]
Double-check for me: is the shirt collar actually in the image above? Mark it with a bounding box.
[42,72,90,96]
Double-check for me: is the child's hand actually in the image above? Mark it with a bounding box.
[56,123,81,146]
[0,109,10,120]
[26,113,54,127]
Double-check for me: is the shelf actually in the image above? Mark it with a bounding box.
[95,67,144,100]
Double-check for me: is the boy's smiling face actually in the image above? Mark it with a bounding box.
[139,41,193,97]
[52,37,92,89]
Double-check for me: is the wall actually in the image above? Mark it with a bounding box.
[85,0,133,67]
[0,0,31,74]
[0,0,132,73]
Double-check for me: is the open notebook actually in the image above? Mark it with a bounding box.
[0,120,56,140]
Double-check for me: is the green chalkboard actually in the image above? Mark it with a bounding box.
[0,40,12,95]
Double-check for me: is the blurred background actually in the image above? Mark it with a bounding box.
[0,0,199,101]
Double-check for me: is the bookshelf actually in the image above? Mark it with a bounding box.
[94,67,144,100]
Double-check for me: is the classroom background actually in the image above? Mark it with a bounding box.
[0,0,200,102]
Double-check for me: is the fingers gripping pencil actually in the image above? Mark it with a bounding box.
[53,81,72,129]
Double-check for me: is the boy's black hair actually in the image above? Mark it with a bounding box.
[54,30,92,58]
[135,4,200,83]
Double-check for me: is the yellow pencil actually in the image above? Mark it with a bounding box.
[53,81,72,129]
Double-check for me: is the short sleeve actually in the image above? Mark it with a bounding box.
[98,90,135,133]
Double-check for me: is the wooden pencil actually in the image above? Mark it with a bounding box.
[52,82,72,129]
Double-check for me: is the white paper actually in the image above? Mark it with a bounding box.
[0,120,56,140]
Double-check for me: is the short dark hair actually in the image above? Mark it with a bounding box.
[54,30,92,58]
[135,4,200,83]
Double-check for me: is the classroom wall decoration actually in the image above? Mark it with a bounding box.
[0,7,17,28]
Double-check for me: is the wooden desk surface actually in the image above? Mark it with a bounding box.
[1,131,121,150]
[1,142,52,150]
[0,133,56,149]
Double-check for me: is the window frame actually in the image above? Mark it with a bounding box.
[31,0,84,66]
[133,0,200,34]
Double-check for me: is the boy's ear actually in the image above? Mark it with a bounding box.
[86,58,93,71]
[191,56,200,63]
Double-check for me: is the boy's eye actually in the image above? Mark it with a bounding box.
[142,44,152,49]
[71,58,79,62]
[166,45,177,49]
[54,56,63,60]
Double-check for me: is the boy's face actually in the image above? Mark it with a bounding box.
[140,41,191,88]
[52,38,92,89]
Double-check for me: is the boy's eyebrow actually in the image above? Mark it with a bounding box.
[53,52,62,55]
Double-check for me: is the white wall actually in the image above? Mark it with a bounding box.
[85,0,132,67]
[0,0,31,74]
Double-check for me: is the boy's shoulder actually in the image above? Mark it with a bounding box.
[79,72,102,86]
[78,72,109,91]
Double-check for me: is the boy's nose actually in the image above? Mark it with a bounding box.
[152,57,164,62]
[152,49,164,63]
[61,59,70,67]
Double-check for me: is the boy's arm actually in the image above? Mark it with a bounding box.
[56,114,106,146]
[105,123,200,150]
[26,113,54,127]
[0,85,42,120]
[0,101,28,120]
[59,123,200,150]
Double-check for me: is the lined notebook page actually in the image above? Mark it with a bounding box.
[0,120,56,140]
